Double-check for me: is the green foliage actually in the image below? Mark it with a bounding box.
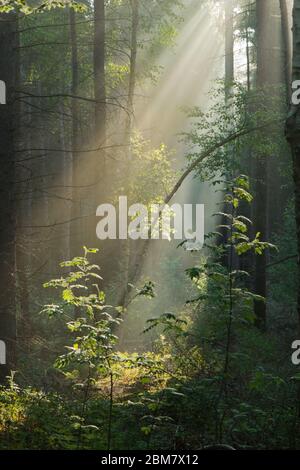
[43,249,120,369]
[186,176,275,318]
[0,0,86,14]
[120,132,178,206]
[0,0,298,451]
[182,82,287,180]
[143,175,290,447]
[268,200,298,336]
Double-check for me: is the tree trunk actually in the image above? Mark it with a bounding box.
[0,13,19,382]
[221,0,234,270]
[280,0,292,101]
[125,0,139,139]
[118,0,139,311]
[286,0,300,336]
[225,0,234,101]
[253,0,269,330]
[69,8,81,259]
[94,0,106,161]
[89,0,106,252]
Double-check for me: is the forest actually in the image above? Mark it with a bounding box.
[0,0,300,453]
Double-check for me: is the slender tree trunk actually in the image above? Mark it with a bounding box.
[253,0,269,330]
[221,0,234,269]
[0,14,19,382]
[14,14,30,353]
[88,0,106,254]
[246,24,251,92]
[94,0,106,166]
[69,8,81,258]
[125,0,139,139]
[286,0,300,336]
[15,249,30,351]
[280,0,292,101]
[225,0,234,101]
[240,2,254,281]
[118,0,139,311]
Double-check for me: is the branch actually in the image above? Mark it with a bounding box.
[164,120,283,205]
[266,254,297,269]
[124,119,284,308]
[15,91,130,115]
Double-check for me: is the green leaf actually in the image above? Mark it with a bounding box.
[62,289,75,303]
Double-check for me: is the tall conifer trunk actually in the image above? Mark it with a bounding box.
[286,0,300,335]
[94,0,106,182]
[0,14,19,382]
[69,8,81,258]
[253,0,269,330]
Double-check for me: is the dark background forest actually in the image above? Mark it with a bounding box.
[0,0,300,451]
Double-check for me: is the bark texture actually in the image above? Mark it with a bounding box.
[0,14,18,382]
[286,0,300,335]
